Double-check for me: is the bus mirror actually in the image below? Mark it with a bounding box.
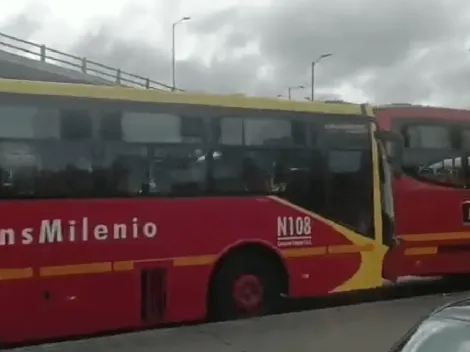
[374,131,403,178]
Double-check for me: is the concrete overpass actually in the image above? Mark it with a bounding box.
[0,31,177,91]
[0,49,117,85]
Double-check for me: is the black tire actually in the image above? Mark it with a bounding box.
[208,255,283,321]
[443,274,470,286]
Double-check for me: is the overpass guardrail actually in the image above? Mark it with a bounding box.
[0,31,183,92]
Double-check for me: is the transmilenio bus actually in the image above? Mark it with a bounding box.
[375,104,470,280]
[0,79,395,344]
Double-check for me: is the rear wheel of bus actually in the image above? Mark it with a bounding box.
[209,255,284,320]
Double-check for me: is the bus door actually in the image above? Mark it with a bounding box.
[316,119,390,288]
[319,121,375,239]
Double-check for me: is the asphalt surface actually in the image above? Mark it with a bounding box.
[8,288,469,352]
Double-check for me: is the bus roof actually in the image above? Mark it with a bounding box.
[0,78,374,117]
[374,103,469,112]
[374,103,470,121]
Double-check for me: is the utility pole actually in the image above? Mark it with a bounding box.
[311,53,332,100]
[287,85,304,100]
[171,16,191,91]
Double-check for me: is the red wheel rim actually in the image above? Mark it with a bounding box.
[233,274,264,315]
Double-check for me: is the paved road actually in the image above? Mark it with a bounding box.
[9,290,468,352]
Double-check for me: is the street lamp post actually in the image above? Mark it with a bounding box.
[288,85,305,99]
[172,16,191,91]
[311,53,332,100]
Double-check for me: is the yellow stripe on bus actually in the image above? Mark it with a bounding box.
[328,243,374,254]
[40,262,112,277]
[113,261,134,271]
[172,255,216,267]
[404,247,437,256]
[0,267,33,280]
[282,247,327,258]
[0,243,374,281]
[401,232,470,242]
[282,244,373,258]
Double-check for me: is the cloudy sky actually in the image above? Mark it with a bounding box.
[1,0,470,107]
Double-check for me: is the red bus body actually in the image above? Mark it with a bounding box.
[2,197,380,342]
[0,79,393,344]
[376,105,470,279]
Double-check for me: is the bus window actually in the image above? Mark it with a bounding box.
[423,156,467,187]
[211,113,375,236]
[321,122,374,237]
[61,109,93,140]
[400,123,463,187]
[210,147,313,197]
[217,117,244,145]
[404,125,452,149]
[0,98,207,199]
[216,116,305,147]
[244,118,295,146]
[461,129,470,150]
[150,146,206,196]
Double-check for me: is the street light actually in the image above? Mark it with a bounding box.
[311,53,332,100]
[288,85,305,99]
[172,16,191,91]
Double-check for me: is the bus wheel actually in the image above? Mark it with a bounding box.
[209,256,282,321]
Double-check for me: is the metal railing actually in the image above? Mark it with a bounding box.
[0,31,184,92]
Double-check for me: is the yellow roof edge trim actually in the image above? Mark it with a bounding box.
[364,104,375,117]
[0,78,371,117]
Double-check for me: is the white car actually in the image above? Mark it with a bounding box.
[390,296,470,351]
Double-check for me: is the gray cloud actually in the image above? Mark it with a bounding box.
[207,0,469,106]
[3,0,470,107]
[0,2,48,41]
[71,22,264,94]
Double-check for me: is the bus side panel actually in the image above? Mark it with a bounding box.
[0,197,371,343]
[0,272,140,344]
[286,252,362,297]
[377,107,470,278]
[394,177,470,276]
[165,265,212,323]
[38,272,140,339]
[0,278,42,343]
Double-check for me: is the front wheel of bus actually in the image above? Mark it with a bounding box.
[209,256,282,321]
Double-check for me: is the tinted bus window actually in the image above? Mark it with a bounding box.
[218,116,305,146]
[212,113,374,236]
[461,129,470,151]
[404,125,452,149]
[0,95,206,199]
[328,150,362,173]
[0,104,61,139]
[121,112,182,143]
[322,122,373,237]
[399,123,463,187]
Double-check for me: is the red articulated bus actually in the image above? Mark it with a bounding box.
[375,104,470,279]
[0,79,396,344]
